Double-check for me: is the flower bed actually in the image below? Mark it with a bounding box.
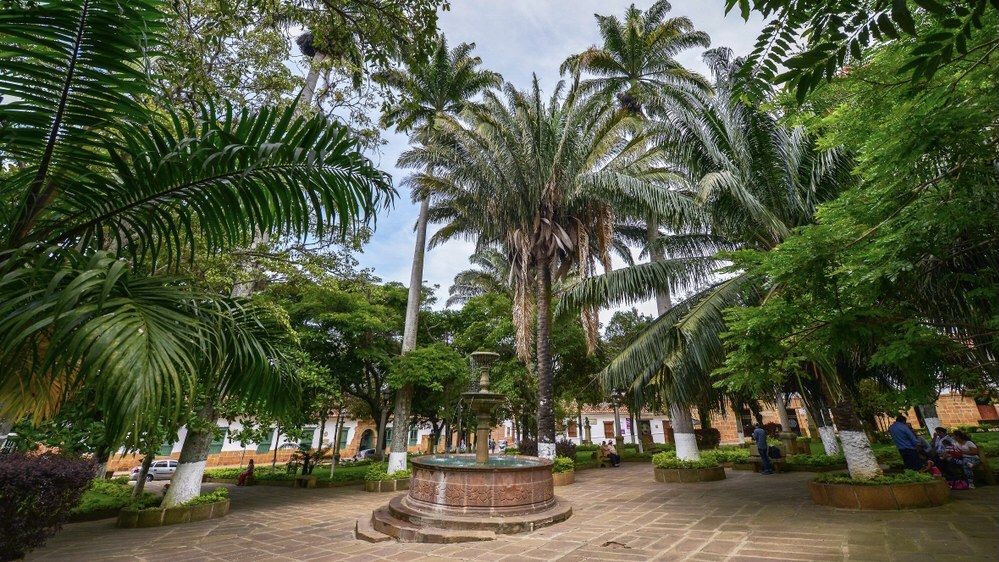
[363,463,412,493]
[651,451,726,482]
[552,456,574,486]
[808,472,949,509]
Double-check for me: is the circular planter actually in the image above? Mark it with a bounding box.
[116,499,230,528]
[653,466,726,483]
[364,478,410,493]
[808,479,949,510]
[552,471,575,486]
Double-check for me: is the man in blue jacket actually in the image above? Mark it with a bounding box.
[888,415,923,471]
[752,422,773,474]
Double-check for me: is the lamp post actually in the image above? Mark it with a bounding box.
[584,417,591,445]
[611,389,625,449]
[377,387,391,462]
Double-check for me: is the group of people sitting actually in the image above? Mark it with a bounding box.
[889,415,981,489]
[599,441,620,467]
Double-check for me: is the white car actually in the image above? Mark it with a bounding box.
[130,459,178,481]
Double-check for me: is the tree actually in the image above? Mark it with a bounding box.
[562,1,714,458]
[561,0,711,117]
[559,48,851,458]
[376,35,501,471]
[0,0,393,505]
[715,11,997,478]
[404,78,671,457]
[390,343,469,452]
[726,0,998,102]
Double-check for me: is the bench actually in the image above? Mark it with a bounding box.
[749,446,786,473]
[591,450,612,468]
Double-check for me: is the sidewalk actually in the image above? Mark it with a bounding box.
[28,463,998,561]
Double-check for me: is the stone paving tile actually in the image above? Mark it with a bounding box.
[26,463,999,562]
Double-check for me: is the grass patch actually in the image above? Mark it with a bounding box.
[178,487,228,507]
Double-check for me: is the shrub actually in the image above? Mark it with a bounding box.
[0,453,95,560]
[363,463,410,481]
[651,451,718,469]
[787,453,846,466]
[70,479,133,515]
[179,487,229,507]
[204,467,242,479]
[694,428,721,450]
[552,456,575,473]
[576,444,598,451]
[814,470,934,486]
[555,439,577,459]
[517,438,538,456]
[702,447,750,464]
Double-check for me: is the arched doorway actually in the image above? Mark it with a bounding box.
[360,429,374,450]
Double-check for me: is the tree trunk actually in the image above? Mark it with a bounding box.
[776,396,791,431]
[162,403,217,508]
[536,262,555,459]
[330,412,343,480]
[93,445,110,479]
[300,52,327,110]
[918,404,941,435]
[817,407,840,455]
[824,386,880,479]
[131,451,155,498]
[670,403,701,460]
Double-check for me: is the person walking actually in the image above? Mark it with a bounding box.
[888,415,923,471]
[752,422,773,474]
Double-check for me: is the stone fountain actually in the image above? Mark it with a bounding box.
[357,351,572,543]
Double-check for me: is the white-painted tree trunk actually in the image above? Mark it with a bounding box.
[818,426,839,456]
[670,403,701,461]
[840,430,882,480]
[161,404,215,508]
[918,404,941,436]
[776,396,791,431]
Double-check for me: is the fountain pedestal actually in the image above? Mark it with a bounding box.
[357,351,572,543]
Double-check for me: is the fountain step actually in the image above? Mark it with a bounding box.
[354,518,392,543]
[388,495,573,535]
[371,506,496,543]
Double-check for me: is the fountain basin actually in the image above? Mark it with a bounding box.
[406,455,556,516]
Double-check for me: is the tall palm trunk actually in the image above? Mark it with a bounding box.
[162,402,217,508]
[649,222,701,460]
[301,52,328,110]
[814,403,840,455]
[823,385,880,479]
[536,260,555,459]
[388,195,431,472]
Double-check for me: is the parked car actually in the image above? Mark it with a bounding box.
[130,459,178,481]
[353,448,376,460]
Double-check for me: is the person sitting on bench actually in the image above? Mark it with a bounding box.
[601,441,620,467]
[237,459,255,486]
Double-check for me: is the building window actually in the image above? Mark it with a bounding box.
[208,427,228,454]
[256,429,275,453]
[157,442,174,456]
[409,427,419,446]
[603,421,615,438]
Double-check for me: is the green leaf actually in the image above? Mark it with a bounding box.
[912,0,950,16]
[892,0,918,35]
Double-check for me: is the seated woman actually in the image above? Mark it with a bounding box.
[237,459,255,486]
[948,431,981,489]
[605,442,621,467]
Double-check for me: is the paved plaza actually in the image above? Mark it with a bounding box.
[28,463,998,562]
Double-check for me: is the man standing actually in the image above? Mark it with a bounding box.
[888,414,923,471]
[752,422,773,474]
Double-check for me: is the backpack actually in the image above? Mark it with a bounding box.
[767,445,782,459]
[948,479,969,490]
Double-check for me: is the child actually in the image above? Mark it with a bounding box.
[920,460,942,478]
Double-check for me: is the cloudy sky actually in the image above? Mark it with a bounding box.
[354,0,763,316]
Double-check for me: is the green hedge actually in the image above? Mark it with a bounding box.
[702,447,750,464]
[70,479,161,516]
[364,463,411,481]
[651,451,719,469]
[788,453,846,466]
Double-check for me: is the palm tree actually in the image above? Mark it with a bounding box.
[374,36,500,471]
[561,0,711,117]
[0,0,392,466]
[559,48,861,468]
[402,79,673,457]
[447,248,512,308]
[561,0,712,459]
